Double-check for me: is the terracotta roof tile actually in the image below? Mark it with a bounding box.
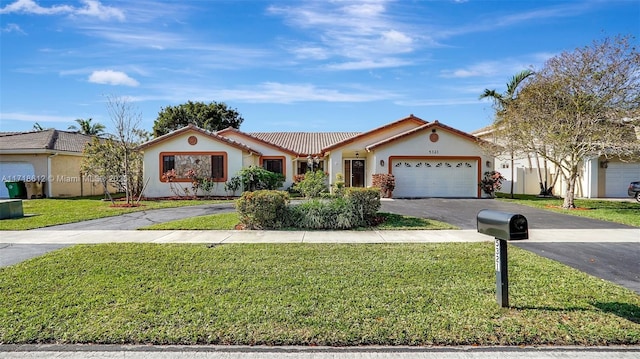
[248,132,360,156]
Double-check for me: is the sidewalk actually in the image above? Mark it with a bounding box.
[2,228,639,244]
[1,344,639,359]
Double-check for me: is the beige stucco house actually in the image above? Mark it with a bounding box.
[139,115,494,198]
[0,129,107,198]
[472,125,640,198]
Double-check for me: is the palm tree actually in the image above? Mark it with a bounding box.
[480,70,534,198]
[68,118,106,136]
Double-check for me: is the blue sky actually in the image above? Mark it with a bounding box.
[1,0,638,135]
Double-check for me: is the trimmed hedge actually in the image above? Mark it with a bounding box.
[236,190,290,229]
[237,188,381,230]
[344,187,381,226]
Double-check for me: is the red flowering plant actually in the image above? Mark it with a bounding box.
[479,171,505,197]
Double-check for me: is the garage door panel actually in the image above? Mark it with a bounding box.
[392,159,477,198]
[605,162,640,197]
[0,162,35,198]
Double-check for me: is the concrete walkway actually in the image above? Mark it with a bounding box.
[2,228,639,244]
[1,344,639,359]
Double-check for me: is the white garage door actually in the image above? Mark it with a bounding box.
[0,162,36,198]
[392,159,478,198]
[605,162,640,197]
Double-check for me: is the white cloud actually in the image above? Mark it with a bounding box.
[219,82,396,104]
[325,58,412,71]
[0,112,73,123]
[88,70,139,87]
[268,1,419,70]
[74,0,125,21]
[1,23,26,34]
[0,0,124,21]
[441,55,544,79]
[0,0,72,15]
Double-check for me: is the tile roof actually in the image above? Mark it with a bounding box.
[137,124,263,155]
[0,129,95,153]
[248,132,360,156]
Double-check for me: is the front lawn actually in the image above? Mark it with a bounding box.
[1,243,638,345]
[140,212,457,230]
[497,194,640,227]
[0,197,233,230]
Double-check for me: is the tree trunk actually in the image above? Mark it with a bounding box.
[509,151,514,199]
[562,169,578,209]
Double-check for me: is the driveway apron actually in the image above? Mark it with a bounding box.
[381,198,639,294]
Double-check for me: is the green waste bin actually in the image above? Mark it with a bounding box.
[5,181,27,199]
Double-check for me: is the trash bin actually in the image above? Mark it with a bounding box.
[24,181,45,199]
[35,181,45,198]
[5,181,27,199]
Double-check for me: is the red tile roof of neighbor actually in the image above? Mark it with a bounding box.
[0,129,95,153]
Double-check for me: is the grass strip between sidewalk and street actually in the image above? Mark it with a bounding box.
[496,194,640,227]
[0,197,233,230]
[140,212,457,230]
[1,243,638,346]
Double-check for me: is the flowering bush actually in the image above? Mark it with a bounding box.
[479,171,505,197]
[372,173,395,198]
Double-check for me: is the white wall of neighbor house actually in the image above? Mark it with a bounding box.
[142,131,246,198]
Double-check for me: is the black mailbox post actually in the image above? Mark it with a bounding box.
[477,209,528,307]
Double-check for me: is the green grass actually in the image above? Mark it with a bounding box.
[370,213,457,230]
[142,212,241,230]
[140,212,457,230]
[0,196,233,230]
[497,193,640,227]
[1,243,638,345]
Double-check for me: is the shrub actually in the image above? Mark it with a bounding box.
[288,198,356,229]
[227,166,285,194]
[293,170,328,198]
[236,190,290,229]
[479,171,505,197]
[372,173,395,198]
[331,173,346,197]
[345,187,381,227]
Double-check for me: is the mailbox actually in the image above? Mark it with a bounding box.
[477,209,528,240]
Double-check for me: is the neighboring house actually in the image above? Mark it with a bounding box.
[0,129,105,198]
[472,126,640,198]
[139,115,494,198]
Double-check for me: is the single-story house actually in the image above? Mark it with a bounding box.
[0,129,106,198]
[139,115,494,198]
[472,125,640,198]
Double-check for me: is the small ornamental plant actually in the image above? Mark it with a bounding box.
[372,173,395,198]
[479,171,505,197]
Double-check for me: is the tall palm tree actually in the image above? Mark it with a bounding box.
[480,70,534,198]
[68,118,106,136]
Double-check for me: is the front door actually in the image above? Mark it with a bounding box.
[344,159,365,187]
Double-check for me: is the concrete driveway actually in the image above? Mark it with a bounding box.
[381,198,639,294]
[379,198,635,230]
